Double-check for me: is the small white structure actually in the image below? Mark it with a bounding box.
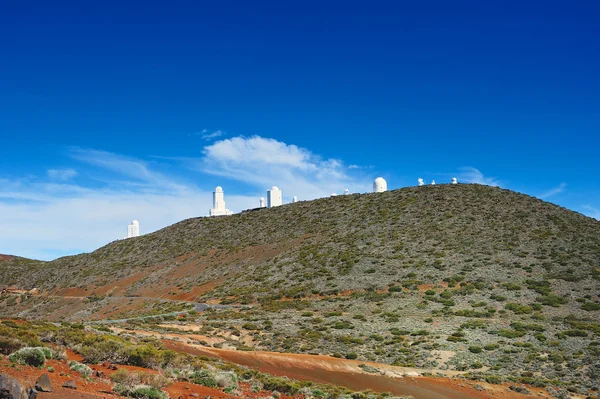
[127,220,140,238]
[431,180,436,185]
[259,197,266,208]
[267,186,282,208]
[209,186,233,216]
[293,196,298,203]
[344,189,350,195]
[373,177,388,193]
[451,177,458,184]
[418,178,424,186]
[331,193,337,197]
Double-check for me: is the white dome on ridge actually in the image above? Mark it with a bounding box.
[373,177,387,193]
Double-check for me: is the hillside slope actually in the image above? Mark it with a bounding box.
[1,184,599,393]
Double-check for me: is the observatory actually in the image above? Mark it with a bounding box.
[293,196,298,203]
[209,186,233,216]
[418,178,424,186]
[431,180,436,185]
[344,189,350,195]
[127,220,140,238]
[267,186,282,208]
[259,197,266,208]
[452,177,458,184]
[373,177,388,193]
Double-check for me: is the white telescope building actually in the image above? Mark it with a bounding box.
[209,186,233,216]
[373,177,388,193]
[267,186,283,208]
[127,220,140,238]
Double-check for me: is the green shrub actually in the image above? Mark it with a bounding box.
[113,384,169,399]
[68,360,93,376]
[504,303,532,314]
[80,339,126,363]
[484,375,503,384]
[8,347,48,367]
[0,337,25,355]
[581,302,600,311]
[215,371,238,389]
[468,346,483,354]
[345,352,358,360]
[192,370,218,388]
[484,343,499,351]
[538,294,568,307]
[496,329,526,338]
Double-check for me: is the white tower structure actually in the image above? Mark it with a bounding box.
[431,180,436,185]
[451,177,458,184]
[373,177,388,193]
[259,197,266,208]
[293,196,298,203]
[344,189,350,195]
[267,186,282,208]
[209,186,233,216]
[418,178,425,186]
[127,220,140,238]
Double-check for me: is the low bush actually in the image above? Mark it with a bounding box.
[191,370,218,388]
[68,360,93,376]
[113,384,169,399]
[8,347,50,367]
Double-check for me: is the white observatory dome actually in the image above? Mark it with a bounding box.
[215,186,223,192]
[271,186,279,191]
[373,177,387,193]
[131,220,139,225]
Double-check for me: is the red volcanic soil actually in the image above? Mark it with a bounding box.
[0,349,292,399]
[0,254,15,261]
[163,342,546,399]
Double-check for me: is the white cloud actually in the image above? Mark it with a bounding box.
[47,168,77,181]
[539,182,567,199]
[201,136,368,199]
[457,167,500,186]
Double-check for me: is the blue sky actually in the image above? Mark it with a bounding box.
[1,1,599,260]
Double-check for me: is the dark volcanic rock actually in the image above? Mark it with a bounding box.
[62,380,77,390]
[0,374,37,399]
[34,374,52,392]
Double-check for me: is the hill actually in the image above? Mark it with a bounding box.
[1,184,599,394]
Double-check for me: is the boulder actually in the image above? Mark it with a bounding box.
[0,374,38,399]
[94,370,106,379]
[62,380,77,390]
[34,374,52,392]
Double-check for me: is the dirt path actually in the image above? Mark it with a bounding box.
[161,341,551,399]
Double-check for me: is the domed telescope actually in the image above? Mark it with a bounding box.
[373,177,388,193]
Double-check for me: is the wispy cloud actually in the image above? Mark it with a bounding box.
[188,129,225,140]
[202,130,224,140]
[68,147,188,192]
[47,168,78,181]
[457,167,500,186]
[539,182,567,199]
[582,205,600,221]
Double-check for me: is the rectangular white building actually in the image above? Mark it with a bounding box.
[267,186,282,208]
[127,220,140,238]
